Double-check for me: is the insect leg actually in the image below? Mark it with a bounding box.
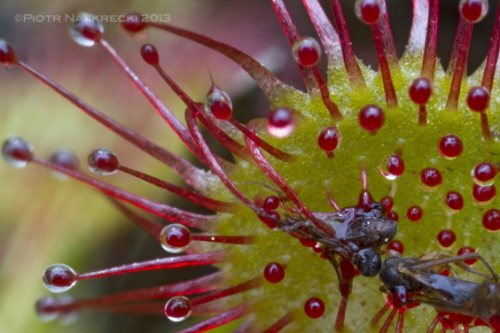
[379,308,397,333]
[324,247,354,331]
[410,253,498,281]
[451,253,499,282]
[426,315,440,333]
[371,303,390,327]
[395,309,405,333]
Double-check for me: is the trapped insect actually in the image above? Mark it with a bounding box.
[264,166,397,329]
[275,167,397,278]
[373,251,500,332]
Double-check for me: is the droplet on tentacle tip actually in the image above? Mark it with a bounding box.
[164,296,193,322]
[379,154,404,180]
[317,126,341,156]
[206,85,233,120]
[267,107,296,138]
[472,162,497,186]
[42,264,78,293]
[264,262,285,283]
[159,224,192,253]
[121,13,147,34]
[304,297,325,319]
[408,78,433,105]
[459,0,489,23]
[2,136,33,168]
[0,39,17,67]
[70,13,104,47]
[49,148,79,180]
[87,148,119,176]
[292,37,321,67]
[438,134,463,159]
[358,104,385,134]
[355,0,383,25]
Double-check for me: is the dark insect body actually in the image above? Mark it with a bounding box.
[269,167,397,329]
[373,252,500,332]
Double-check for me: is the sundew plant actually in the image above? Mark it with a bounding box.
[2,0,500,332]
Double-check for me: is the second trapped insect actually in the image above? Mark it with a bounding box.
[373,251,500,332]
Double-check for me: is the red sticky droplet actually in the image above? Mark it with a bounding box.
[264,262,285,283]
[88,148,119,175]
[447,313,474,325]
[317,126,340,152]
[165,224,192,248]
[359,104,385,132]
[445,191,464,211]
[482,209,500,232]
[358,190,374,212]
[438,135,463,159]
[440,270,450,276]
[355,0,383,24]
[292,37,321,67]
[0,40,17,66]
[437,229,456,248]
[258,210,280,229]
[43,265,77,289]
[420,168,442,187]
[457,246,477,265]
[407,205,423,222]
[122,13,146,33]
[263,195,280,211]
[489,315,500,331]
[408,77,432,105]
[387,240,404,254]
[304,297,325,318]
[380,195,394,212]
[387,154,405,177]
[387,211,399,222]
[340,258,356,280]
[2,137,33,166]
[164,296,192,321]
[141,44,159,65]
[473,162,497,184]
[472,184,496,203]
[467,86,490,112]
[299,237,316,247]
[206,85,233,120]
[267,108,295,138]
[35,297,60,318]
[49,149,79,171]
[459,0,488,23]
[74,16,103,42]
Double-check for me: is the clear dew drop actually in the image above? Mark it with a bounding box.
[69,13,104,47]
[1,136,33,168]
[42,264,78,293]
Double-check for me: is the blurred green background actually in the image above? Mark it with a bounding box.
[0,1,497,332]
[0,1,280,332]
